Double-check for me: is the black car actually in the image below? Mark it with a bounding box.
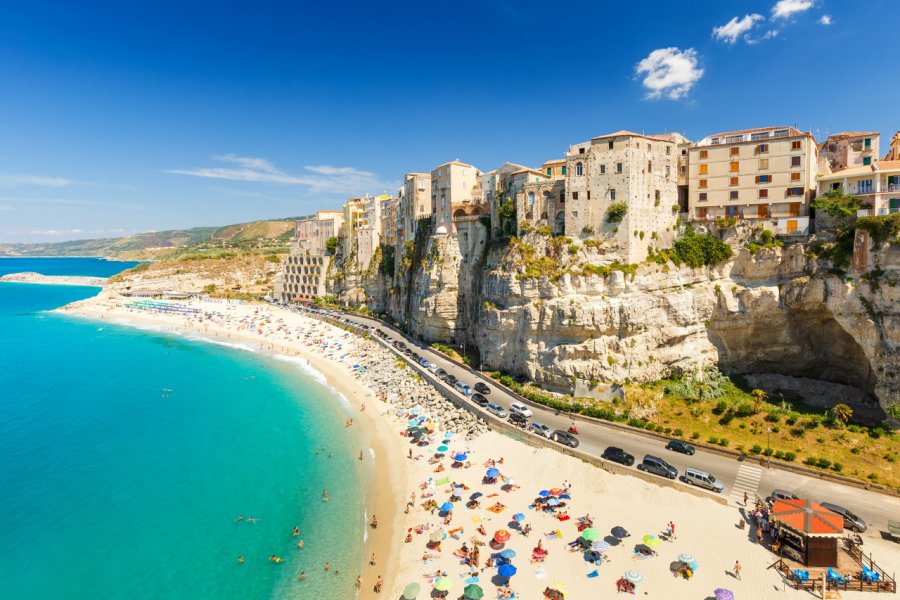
[473,382,491,394]
[665,440,695,455]
[637,455,678,479]
[470,393,489,407]
[436,369,448,380]
[551,430,580,448]
[445,374,458,386]
[602,446,635,466]
[508,412,527,428]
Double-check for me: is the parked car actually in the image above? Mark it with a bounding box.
[453,381,470,396]
[486,403,508,418]
[509,402,533,418]
[470,393,489,407]
[530,422,552,439]
[436,369,448,380]
[637,455,677,479]
[684,468,724,492]
[428,363,439,374]
[445,374,458,386]
[665,439,695,455]
[601,446,635,467]
[551,430,580,448]
[766,489,799,507]
[820,502,867,533]
[420,358,430,368]
[508,413,528,428]
[473,382,491,394]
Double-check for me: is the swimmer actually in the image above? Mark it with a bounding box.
[238,555,244,563]
[328,452,333,458]
[293,527,300,537]
[323,489,329,501]
[298,539,304,550]
[299,571,306,581]
[324,562,331,571]
[359,450,364,461]
[269,555,282,563]
[236,515,244,522]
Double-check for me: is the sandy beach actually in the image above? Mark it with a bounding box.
[60,292,900,599]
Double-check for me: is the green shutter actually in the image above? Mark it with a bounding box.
[863,157,871,166]
[561,166,566,175]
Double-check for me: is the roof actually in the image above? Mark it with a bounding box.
[590,130,673,143]
[510,168,546,177]
[542,158,566,165]
[819,160,900,180]
[823,131,879,140]
[707,126,804,139]
[876,159,900,170]
[434,160,478,170]
[771,499,843,536]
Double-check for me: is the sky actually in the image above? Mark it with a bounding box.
[0,0,898,243]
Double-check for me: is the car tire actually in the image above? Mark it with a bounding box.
[851,525,861,533]
[636,465,643,471]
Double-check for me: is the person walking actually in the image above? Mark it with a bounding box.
[733,560,742,580]
[743,491,749,506]
[756,526,763,544]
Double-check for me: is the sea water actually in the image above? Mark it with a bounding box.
[0,259,365,599]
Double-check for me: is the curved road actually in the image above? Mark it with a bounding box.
[294,304,900,541]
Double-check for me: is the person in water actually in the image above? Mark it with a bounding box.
[298,571,306,581]
[297,539,304,550]
[237,555,244,563]
[293,527,300,536]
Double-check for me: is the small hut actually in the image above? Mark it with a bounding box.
[771,499,843,567]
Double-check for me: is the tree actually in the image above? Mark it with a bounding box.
[325,236,339,256]
[832,403,853,425]
[607,203,628,223]
[751,389,768,413]
[810,188,866,218]
[203,284,216,294]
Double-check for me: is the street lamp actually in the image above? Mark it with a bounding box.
[766,427,772,468]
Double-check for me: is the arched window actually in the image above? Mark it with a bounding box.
[527,191,535,206]
[576,162,583,176]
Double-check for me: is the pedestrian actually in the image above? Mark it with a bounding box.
[734,560,742,580]
[374,575,383,593]
[356,576,362,590]
[370,552,376,566]
[756,527,763,544]
[743,491,749,506]
[409,448,413,460]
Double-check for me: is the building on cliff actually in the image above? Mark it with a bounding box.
[431,160,481,235]
[274,239,331,302]
[294,210,343,254]
[398,173,432,247]
[482,162,530,234]
[687,126,818,235]
[818,160,900,217]
[883,131,900,161]
[341,195,384,271]
[818,132,880,175]
[380,195,399,247]
[515,161,566,234]
[565,131,681,263]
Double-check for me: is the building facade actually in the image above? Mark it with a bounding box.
[515,165,563,233]
[295,210,343,253]
[818,160,900,217]
[566,131,680,263]
[399,173,432,245]
[883,132,900,161]
[274,239,330,302]
[431,161,480,235]
[687,126,818,234]
[818,132,879,175]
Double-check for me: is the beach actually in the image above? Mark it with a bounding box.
[1,271,107,286]
[60,292,900,599]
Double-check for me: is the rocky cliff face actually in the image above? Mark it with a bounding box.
[333,225,899,421]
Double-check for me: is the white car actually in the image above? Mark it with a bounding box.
[509,402,533,418]
[428,363,440,374]
[529,422,552,439]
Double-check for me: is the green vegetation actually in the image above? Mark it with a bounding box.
[607,203,628,223]
[202,284,217,294]
[715,217,737,228]
[431,343,465,362]
[747,229,784,255]
[377,244,395,278]
[581,261,638,279]
[672,227,733,268]
[498,201,516,219]
[325,236,339,256]
[811,187,867,218]
[857,213,900,245]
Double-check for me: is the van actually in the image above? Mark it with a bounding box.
[767,489,798,507]
[820,502,867,533]
[637,455,677,479]
[684,468,725,493]
[509,402,533,418]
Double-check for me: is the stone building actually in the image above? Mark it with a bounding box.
[398,173,432,246]
[482,162,529,234]
[274,239,330,303]
[341,195,383,270]
[379,195,399,247]
[430,160,480,235]
[687,126,818,235]
[883,131,900,161]
[295,210,343,253]
[565,131,680,263]
[653,133,692,212]
[515,163,565,234]
[818,132,880,175]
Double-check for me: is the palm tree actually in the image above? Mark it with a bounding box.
[751,389,768,414]
[833,403,853,425]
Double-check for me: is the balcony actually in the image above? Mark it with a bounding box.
[857,207,900,217]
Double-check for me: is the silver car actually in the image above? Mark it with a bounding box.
[529,422,552,439]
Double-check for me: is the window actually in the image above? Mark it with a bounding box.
[666,146,671,155]
[758,159,769,170]
[756,143,769,154]
[648,161,652,172]
[730,147,740,156]
[699,192,708,202]
[559,191,565,203]
[579,147,586,154]
[791,140,801,151]
[527,191,535,206]
[699,179,708,188]
[655,190,660,200]
[616,163,623,174]
[561,166,567,175]
[863,156,872,166]
[576,162,583,176]
[608,141,614,150]
[730,176,739,186]
[609,189,616,200]
[587,191,591,200]
[699,164,709,175]
[572,192,579,200]
[699,150,709,159]
[680,166,686,176]
[730,190,739,200]
[665,166,671,177]
[787,187,803,197]
[864,137,872,149]
[573,210,578,217]
[791,172,801,182]
[758,189,769,199]
[546,167,552,176]
[791,156,801,168]
[600,164,606,174]
[755,175,771,184]
[858,179,872,193]
[730,161,739,172]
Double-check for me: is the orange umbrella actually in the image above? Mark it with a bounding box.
[494,529,511,543]
[549,488,564,496]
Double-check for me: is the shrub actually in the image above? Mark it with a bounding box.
[774,450,784,459]
[832,462,843,473]
[750,444,763,455]
[763,447,773,456]
[718,412,735,426]
[790,427,806,438]
[783,451,796,462]
[764,413,780,423]
[691,431,700,440]
[581,225,595,235]
[804,456,818,466]
[673,428,683,437]
[785,416,797,426]
[655,425,665,433]
[734,402,755,417]
[856,212,900,245]
[607,203,628,223]
[672,227,733,268]
[707,436,718,445]
[645,422,656,431]
[816,458,832,469]
[718,438,729,447]
[325,236,339,255]
[713,401,728,415]
[663,427,672,435]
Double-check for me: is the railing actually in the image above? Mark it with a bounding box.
[842,537,897,593]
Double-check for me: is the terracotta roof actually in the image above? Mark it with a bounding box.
[590,130,672,143]
[876,160,900,171]
[824,132,879,140]
[542,159,566,165]
[818,165,873,180]
[510,168,545,176]
[706,126,804,139]
[771,499,843,536]
[434,160,478,170]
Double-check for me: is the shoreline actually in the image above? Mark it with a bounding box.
[59,294,407,600]
[1,272,107,286]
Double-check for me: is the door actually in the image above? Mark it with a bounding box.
[726,206,738,218]
[789,202,801,217]
[890,198,900,211]
[757,204,768,219]
[697,207,707,220]
[786,220,798,234]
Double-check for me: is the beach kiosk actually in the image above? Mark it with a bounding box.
[771,499,843,567]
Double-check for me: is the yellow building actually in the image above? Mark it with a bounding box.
[688,126,817,234]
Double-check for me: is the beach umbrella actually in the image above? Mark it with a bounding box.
[591,540,611,552]
[552,581,568,594]
[498,563,517,578]
[624,570,643,584]
[559,493,571,499]
[463,583,484,599]
[493,529,511,543]
[407,419,420,426]
[439,502,454,512]
[402,582,421,599]
[581,528,601,541]
[538,490,551,497]
[634,544,652,555]
[411,407,421,414]
[642,534,661,548]
[549,488,564,496]
[433,577,453,592]
[611,526,629,538]
[546,497,560,506]
[437,445,449,452]
[500,549,517,559]
[470,492,483,500]
[429,528,445,542]
[443,432,453,438]
[678,553,695,564]
[486,468,499,478]
[512,513,525,522]
[714,589,734,600]
[453,453,468,461]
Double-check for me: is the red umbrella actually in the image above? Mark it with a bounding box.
[494,529,511,543]
[549,488,564,496]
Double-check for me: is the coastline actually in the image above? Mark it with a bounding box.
[1,272,107,286]
[59,293,407,600]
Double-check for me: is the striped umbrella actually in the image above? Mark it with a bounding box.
[591,540,611,552]
[678,553,695,564]
[493,529,511,543]
[625,570,643,584]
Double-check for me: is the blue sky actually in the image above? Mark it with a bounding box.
[0,0,897,243]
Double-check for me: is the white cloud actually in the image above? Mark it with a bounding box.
[29,229,83,236]
[168,155,396,195]
[713,14,764,43]
[772,0,814,19]
[635,48,704,100]
[0,175,78,187]
[819,14,832,25]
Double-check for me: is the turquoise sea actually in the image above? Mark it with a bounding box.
[0,258,366,599]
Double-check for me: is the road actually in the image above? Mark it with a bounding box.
[296,305,900,540]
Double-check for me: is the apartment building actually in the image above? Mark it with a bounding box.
[379,195,399,248]
[294,210,343,254]
[566,131,680,263]
[431,160,480,234]
[654,133,691,211]
[818,160,900,217]
[398,173,432,245]
[516,161,565,234]
[687,126,818,234]
[482,162,528,234]
[818,132,879,175]
[340,195,383,269]
[274,239,330,303]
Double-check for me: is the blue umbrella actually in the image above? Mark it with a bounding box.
[439,502,454,512]
[497,564,517,578]
[512,513,525,522]
[486,468,499,478]
[546,497,560,506]
[443,432,453,439]
[500,549,517,559]
[453,453,468,461]
[559,493,572,499]
[538,490,550,497]
[408,419,421,426]
[411,407,421,414]
[437,445,449,452]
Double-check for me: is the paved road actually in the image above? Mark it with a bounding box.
[298,305,900,540]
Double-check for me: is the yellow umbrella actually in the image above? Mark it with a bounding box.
[553,580,568,594]
[642,534,661,548]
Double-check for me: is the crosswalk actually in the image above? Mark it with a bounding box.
[729,463,764,506]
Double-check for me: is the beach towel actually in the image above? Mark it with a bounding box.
[587,571,599,578]
[464,577,479,584]
[435,477,451,486]
[471,515,482,524]
[487,503,506,513]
